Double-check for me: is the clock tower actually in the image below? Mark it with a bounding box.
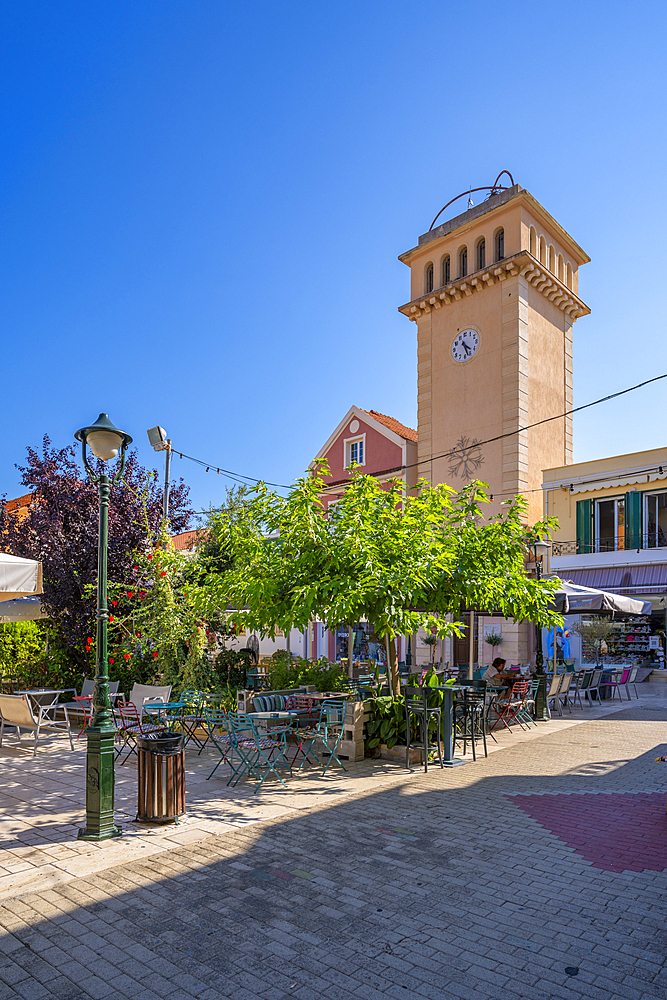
[398,182,590,663]
[398,182,590,526]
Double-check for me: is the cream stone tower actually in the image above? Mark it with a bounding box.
[398,183,590,661]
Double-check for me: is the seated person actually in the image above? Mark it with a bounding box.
[483,657,506,682]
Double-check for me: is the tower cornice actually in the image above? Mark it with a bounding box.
[397,250,590,323]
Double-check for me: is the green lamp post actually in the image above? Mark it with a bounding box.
[531,536,551,721]
[75,413,132,841]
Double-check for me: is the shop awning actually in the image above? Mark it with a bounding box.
[563,565,667,596]
[0,552,43,602]
[550,580,652,616]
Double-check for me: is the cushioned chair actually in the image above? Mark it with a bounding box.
[0,693,74,756]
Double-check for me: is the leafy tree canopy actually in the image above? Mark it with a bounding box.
[194,466,562,691]
[0,436,193,660]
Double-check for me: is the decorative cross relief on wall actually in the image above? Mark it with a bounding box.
[448,435,484,480]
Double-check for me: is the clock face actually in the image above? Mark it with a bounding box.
[451,328,480,363]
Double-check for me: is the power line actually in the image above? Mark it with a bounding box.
[171,371,667,503]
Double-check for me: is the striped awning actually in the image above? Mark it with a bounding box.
[565,565,667,595]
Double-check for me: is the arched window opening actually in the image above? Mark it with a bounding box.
[566,262,572,289]
[459,246,468,278]
[441,254,450,285]
[557,254,564,281]
[424,262,434,294]
[495,227,505,261]
[476,238,486,271]
[539,235,546,264]
[548,245,555,273]
[529,226,536,255]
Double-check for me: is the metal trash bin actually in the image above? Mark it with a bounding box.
[136,730,185,824]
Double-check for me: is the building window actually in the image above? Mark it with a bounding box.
[595,497,625,552]
[346,438,365,467]
[441,254,450,285]
[459,246,467,278]
[495,228,504,261]
[424,262,434,294]
[539,235,546,264]
[644,492,667,548]
[476,238,485,271]
[557,253,564,281]
[548,245,555,272]
[566,262,572,289]
[529,226,536,255]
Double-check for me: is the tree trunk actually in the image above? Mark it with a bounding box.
[384,634,399,697]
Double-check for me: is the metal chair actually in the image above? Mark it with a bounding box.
[0,693,74,756]
[545,673,564,718]
[453,683,488,759]
[295,699,348,775]
[556,672,574,713]
[515,678,540,727]
[115,701,165,764]
[570,669,594,709]
[585,669,603,705]
[626,666,640,699]
[404,687,443,771]
[221,712,293,791]
[491,680,531,732]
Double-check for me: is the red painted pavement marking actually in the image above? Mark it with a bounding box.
[511,792,667,873]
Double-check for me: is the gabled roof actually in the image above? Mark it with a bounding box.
[361,409,417,442]
[313,405,417,463]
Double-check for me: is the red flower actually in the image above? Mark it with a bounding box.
[111,600,117,607]
[139,590,146,599]
[109,615,114,623]
[152,652,159,658]
[124,653,131,660]
[109,658,115,664]
[160,571,166,577]
[127,592,134,598]
[147,554,153,560]
[133,565,139,571]
[87,637,93,643]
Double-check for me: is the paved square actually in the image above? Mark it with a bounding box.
[1,689,667,999]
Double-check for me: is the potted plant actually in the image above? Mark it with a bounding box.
[484,631,503,657]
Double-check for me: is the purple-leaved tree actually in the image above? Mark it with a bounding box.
[0,436,193,666]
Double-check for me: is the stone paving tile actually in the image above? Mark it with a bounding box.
[1,701,667,997]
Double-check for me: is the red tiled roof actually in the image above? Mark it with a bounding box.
[362,409,418,443]
[4,494,33,515]
[171,529,203,551]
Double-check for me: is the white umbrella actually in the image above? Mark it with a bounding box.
[0,595,48,623]
[0,552,42,602]
[550,579,652,617]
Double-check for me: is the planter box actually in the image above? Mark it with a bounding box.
[380,744,422,765]
[338,738,365,762]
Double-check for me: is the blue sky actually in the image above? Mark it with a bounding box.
[1,1,666,516]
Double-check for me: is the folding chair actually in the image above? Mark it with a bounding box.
[545,673,563,718]
[585,669,602,705]
[295,699,348,775]
[218,712,293,791]
[557,672,574,714]
[202,708,234,781]
[571,669,594,709]
[115,701,165,765]
[514,678,540,728]
[173,690,208,750]
[73,695,93,737]
[0,693,74,756]
[492,680,531,732]
[627,666,640,699]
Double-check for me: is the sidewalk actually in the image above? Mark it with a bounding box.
[1,686,667,999]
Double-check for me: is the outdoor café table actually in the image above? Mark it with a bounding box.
[143,700,189,723]
[16,689,66,715]
[246,710,301,729]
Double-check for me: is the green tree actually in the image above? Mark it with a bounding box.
[195,466,562,695]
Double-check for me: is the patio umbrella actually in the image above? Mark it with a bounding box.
[0,595,48,623]
[549,579,651,617]
[0,552,42,602]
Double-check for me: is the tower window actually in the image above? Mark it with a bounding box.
[424,262,434,294]
[476,238,485,271]
[459,246,468,278]
[441,254,450,285]
[566,262,572,289]
[539,235,546,264]
[529,226,536,255]
[557,253,564,281]
[548,245,555,272]
[495,228,504,261]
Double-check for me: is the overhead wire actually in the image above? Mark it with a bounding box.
[168,371,667,504]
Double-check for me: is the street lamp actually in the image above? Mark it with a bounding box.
[75,413,132,840]
[531,536,551,721]
[147,425,171,521]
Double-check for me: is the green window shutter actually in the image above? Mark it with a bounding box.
[576,499,592,554]
[625,491,642,550]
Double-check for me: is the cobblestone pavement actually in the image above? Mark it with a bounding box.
[2,700,667,999]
